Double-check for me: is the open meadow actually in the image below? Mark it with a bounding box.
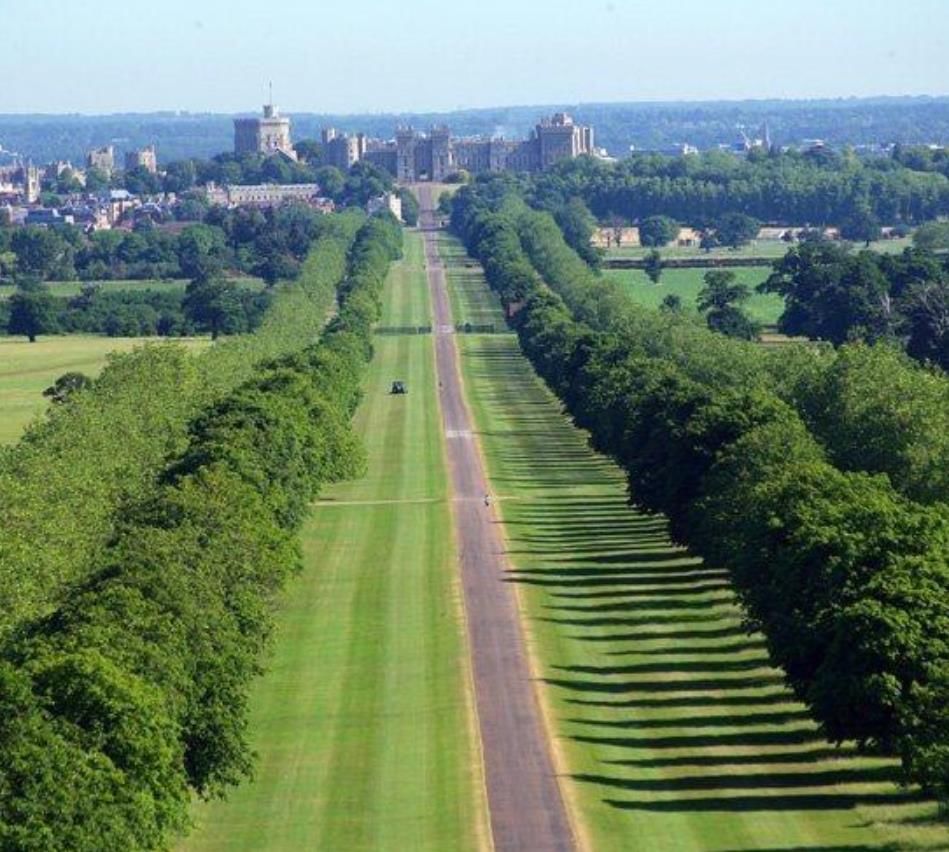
[602,266,785,326]
[438,230,949,851]
[181,231,487,852]
[0,334,209,444]
[0,277,265,300]
[603,236,913,260]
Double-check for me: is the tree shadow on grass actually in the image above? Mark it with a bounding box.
[458,302,937,835]
[565,690,793,710]
[545,673,786,695]
[604,747,859,768]
[574,764,902,792]
[715,847,904,852]
[600,791,923,812]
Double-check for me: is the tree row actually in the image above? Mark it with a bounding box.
[450,181,949,805]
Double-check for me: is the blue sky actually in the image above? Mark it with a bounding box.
[1,0,947,114]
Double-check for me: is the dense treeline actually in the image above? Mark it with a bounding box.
[0,284,270,339]
[0,213,401,849]
[761,241,949,370]
[764,343,949,506]
[0,212,363,643]
[1,202,337,286]
[527,149,949,228]
[450,180,949,803]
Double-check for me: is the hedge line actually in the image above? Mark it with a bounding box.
[0,213,402,849]
[0,212,364,642]
[451,183,949,802]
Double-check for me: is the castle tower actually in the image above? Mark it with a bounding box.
[234,94,296,159]
[396,127,418,183]
[429,126,452,182]
[534,113,592,171]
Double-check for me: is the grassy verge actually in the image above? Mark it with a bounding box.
[0,335,209,444]
[602,266,784,325]
[439,231,948,851]
[440,237,511,329]
[181,230,486,852]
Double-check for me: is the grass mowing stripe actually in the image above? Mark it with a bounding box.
[437,231,949,852]
[181,231,486,851]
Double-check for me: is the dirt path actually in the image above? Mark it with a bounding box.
[418,187,575,852]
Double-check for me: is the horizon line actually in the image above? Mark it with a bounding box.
[2,93,949,120]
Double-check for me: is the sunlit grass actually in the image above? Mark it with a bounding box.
[441,231,948,852]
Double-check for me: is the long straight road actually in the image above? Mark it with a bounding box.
[418,186,575,852]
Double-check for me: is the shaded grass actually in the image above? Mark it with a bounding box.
[181,231,486,851]
[0,335,209,444]
[439,232,948,852]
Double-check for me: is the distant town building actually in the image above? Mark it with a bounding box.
[25,208,73,227]
[125,145,158,174]
[44,160,74,180]
[640,142,699,157]
[86,145,115,176]
[0,161,41,204]
[324,112,598,182]
[367,192,402,221]
[97,188,140,225]
[234,103,297,160]
[204,182,323,209]
[25,163,41,203]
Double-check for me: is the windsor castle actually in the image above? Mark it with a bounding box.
[235,105,597,181]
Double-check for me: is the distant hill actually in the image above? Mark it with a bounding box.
[2,97,949,165]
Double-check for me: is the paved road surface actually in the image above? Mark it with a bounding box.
[417,187,575,852]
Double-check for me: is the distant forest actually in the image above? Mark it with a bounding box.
[3,97,949,164]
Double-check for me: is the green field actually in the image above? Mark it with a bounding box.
[0,277,265,299]
[438,231,948,851]
[603,266,785,326]
[181,231,487,851]
[441,238,508,329]
[604,237,912,260]
[0,335,209,444]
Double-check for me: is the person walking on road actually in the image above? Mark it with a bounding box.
[484,493,491,507]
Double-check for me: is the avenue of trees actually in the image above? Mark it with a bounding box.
[450,178,949,804]
[0,211,402,848]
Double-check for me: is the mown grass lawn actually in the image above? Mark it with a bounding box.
[603,266,784,326]
[0,335,209,444]
[181,231,487,852]
[438,231,949,852]
[0,277,265,299]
